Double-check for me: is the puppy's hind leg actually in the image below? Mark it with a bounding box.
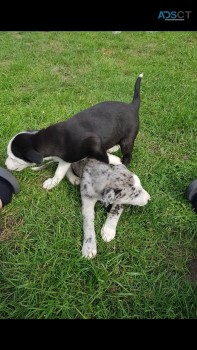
[120,129,138,167]
[66,166,80,185]
[81,196,97,258]
[107,153,122,165]
[101,204,124,242]
[107,145,120,153]
[107,145,121,165]
[31,161,54,171]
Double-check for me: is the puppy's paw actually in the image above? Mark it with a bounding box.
[101,226,116,242]
[32,166,41,171]
[32,161,53,171]
[107,154,122,165]
[82,242,97,259]
[43,178,58,190]
[67,174,80,186]
[74,177,80,185]
[107,145,120,153]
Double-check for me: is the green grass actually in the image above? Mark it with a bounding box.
[0,31,197,319]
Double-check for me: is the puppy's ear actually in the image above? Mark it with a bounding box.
[23,149,43,164]
[102,188,121,208]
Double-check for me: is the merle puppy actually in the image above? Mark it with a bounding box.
[70,157,150,258]
[5,73,143,190]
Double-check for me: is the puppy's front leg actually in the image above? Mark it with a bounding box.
[43,160,71,190]
[101,204,124,242]
[81,196,97,259]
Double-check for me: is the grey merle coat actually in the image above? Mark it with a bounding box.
[70,155,150,258]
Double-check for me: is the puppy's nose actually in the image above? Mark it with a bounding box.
[145,191,151,202]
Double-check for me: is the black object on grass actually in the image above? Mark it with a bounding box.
[0,167,20,207]
[185,179,197,214]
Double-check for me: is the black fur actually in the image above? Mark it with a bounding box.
[10,75,142,166]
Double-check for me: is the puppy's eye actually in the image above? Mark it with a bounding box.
[133,189,141,197]
[131,186,141,197]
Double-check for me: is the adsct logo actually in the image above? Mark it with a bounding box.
[158,11,192,21]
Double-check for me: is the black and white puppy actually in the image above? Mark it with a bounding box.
[5,73,143,190]
[71,157,150,258]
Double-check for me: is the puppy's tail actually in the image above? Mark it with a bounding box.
[131,73,143,103]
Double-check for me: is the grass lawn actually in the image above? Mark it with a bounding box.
[0,31,196,319]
